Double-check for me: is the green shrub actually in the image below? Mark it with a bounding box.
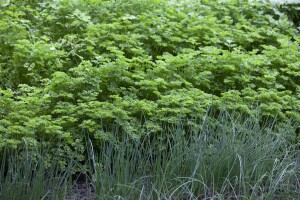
[0,0,299,167]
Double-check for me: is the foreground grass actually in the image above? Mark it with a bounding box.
[1,111,299,199]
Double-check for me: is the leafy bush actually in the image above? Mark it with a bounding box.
[0,0,299,167]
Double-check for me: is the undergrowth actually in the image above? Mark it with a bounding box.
[1,110,299,199]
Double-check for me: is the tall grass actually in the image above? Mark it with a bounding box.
[90,110,299,199]
[1,110,299,199]
[0,144,74,200]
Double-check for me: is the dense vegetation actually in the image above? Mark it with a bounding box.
[1,112,299,199]
[0,0,299,199]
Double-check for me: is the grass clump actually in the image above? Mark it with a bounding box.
[0,145,75,200]
[89,110,299,199]
[2,110,298,199]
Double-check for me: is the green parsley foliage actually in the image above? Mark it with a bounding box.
[0,0,299,168]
